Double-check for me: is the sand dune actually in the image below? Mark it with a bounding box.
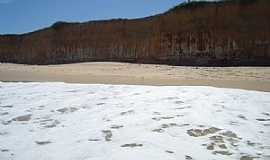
[0,62,270,91]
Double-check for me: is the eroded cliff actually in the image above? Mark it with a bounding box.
[0,0,270,66]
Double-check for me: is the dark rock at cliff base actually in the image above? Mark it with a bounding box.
[0,0,270,66]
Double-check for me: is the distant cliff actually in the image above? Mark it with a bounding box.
[0,0,270,66]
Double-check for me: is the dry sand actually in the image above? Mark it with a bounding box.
[0,62,270,92]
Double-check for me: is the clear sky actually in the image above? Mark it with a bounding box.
[0,0,185,34]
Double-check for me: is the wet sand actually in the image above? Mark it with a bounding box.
[0,62,270,92]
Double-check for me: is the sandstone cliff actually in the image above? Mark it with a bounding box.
[0,0,270,66]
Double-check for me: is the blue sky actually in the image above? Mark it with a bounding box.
[0,0,184,34]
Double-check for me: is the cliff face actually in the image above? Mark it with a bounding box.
[0,0,270,66]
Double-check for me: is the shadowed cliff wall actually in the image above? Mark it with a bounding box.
[0,0,270,66]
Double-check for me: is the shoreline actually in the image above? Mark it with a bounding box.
[1,62,270,92]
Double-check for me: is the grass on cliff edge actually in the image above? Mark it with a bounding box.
[169,0,258,12]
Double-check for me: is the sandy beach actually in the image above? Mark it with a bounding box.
[0,62,270,92]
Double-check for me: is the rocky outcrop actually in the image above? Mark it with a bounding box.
[0,0,270,66]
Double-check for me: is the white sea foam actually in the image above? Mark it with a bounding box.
[0,82,270,160]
